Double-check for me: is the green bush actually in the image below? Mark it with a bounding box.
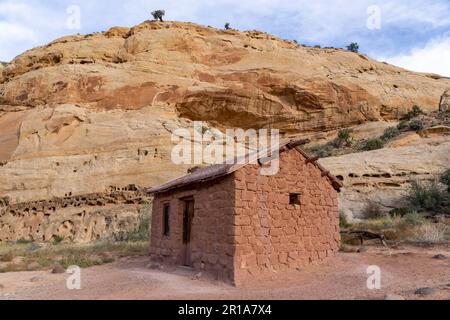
[340,214,352,229]
[389,207,409,217]
[362,202,385,219]
[52,235,64,245]
[151,9,165,22]
[338,129,352,142]
[409,120,424,132]
[407,180,447,215]
[402,105,423,120]
[397,120,409,130]
[363,138,384,151]
[308,144,334,158]
[332,129,352,148]
[381,127,400,141]
[440,169,450,192]
[404,212,425,226]
[346,42,359,53]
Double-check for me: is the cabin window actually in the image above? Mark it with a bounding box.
[163,204,170,236]
[289,193,301,206]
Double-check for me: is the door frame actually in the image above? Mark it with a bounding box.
[181,197,195,267]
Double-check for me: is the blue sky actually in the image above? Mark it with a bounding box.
[1,0,450,75]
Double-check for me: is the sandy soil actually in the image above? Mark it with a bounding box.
[0,243,449,300]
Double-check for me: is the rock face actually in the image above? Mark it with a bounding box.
[440,89,450,111]
[0,186,152,242]
[1,21,450,241]
[320,138,450,219]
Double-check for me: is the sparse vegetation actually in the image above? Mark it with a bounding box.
[52,235,64,245]
[401,105,424,121]
[440,169,450,192]
[414,223,449,243]
[0,241,149,273]
[381,127,401,141]
[361,201,385,219]
[111,206,152,241]
[151,9,166,22]
[346,42,359,53]
[408,119,424,132]
[340,214,352,229]
[406,180,448,215]
[362,138,384,151]
[337,128,352,144]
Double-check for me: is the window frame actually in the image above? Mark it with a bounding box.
[162,203,171,237]
[289,193,302,206]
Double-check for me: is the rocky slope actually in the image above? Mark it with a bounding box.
[1,21,449,241]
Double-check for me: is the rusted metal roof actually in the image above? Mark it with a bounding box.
[147,139,343,194]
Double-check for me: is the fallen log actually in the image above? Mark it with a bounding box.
[341,229,387,247]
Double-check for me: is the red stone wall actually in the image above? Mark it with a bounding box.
[232,149,340,285]
[149,175,236,283]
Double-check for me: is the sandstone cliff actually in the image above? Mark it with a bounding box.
[1,21,449,241]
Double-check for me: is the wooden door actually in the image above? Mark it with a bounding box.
[182,199,195,267]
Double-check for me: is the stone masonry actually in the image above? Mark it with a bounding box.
[149,146,340,286]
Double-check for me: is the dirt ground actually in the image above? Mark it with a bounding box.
[0,243,449,300]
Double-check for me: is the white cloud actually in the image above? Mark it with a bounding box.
[383,37,450,77]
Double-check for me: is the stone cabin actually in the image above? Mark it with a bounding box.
[147,139,343,286]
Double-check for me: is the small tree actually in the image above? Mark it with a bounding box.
[346,42,359,53]
[224,22,231,30]
[151,10,165,22]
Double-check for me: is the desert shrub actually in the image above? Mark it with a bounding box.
[362,138,384,151]
[383,220,417,241]
[125,205,152,242]
[0,251,14,262]
[346,42,359,53]
[361,202,385,219]
[339,214,352,229]
[440,169,450,192]
[151,9,165,22]
[404,212,425,226]
[397,120,409,130]
[332,129,352,148]
[52,235,64,245]
[406,180,447,214]
[409,120,424,132]
[381,127,400,141]
[414,223,448,243]
[389,207,409,217]
[402,105,423,121]
[308,144,334,158]
[338,128,352,143]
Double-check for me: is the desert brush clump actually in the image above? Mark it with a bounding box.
[362,138,384,151]
[406,180,448,215]
[401,105,424,121]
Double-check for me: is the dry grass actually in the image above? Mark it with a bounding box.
[0,241,149,273]
[346,215,450,244]
[414,223,449,243]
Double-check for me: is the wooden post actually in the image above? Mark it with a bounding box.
[306,156,320,164]
[287,139,311,149]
